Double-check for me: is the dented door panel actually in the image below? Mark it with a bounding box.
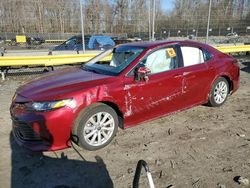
[122,68,184,127]
[181,63,211,106]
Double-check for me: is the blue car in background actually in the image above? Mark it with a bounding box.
[52,35,115,51]
[88,35,115,50]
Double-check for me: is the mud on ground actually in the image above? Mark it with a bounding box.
[0,57,250,188]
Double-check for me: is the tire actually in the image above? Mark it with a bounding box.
[208,77,229,107]
[72,103,118,150]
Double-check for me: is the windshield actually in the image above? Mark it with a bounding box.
[83,46,145,75]
[65,38,76,46]
[63,37,82,45]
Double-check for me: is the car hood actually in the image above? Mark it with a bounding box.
[16,67,113,101]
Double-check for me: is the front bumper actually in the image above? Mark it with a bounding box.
[10,103,75,151]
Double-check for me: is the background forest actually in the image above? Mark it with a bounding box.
[0,0,250,38]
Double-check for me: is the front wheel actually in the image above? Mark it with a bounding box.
[208,77,229,107]
[72,103,118,150]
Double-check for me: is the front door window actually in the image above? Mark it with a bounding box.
[142,47,178,74]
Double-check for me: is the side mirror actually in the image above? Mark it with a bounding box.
[135,66,151,82]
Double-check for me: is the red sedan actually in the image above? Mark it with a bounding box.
[10,41,239,151]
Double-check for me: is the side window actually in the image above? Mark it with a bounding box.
[65,38,76,46]
[181,46,204,67]
[203,50,213,61]
[142,47,178,74]
[76,38,82,44]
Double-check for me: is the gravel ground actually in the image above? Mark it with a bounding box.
[0,56,250,188]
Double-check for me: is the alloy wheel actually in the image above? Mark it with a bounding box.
[83,112,115,146]
[213,81,228,104]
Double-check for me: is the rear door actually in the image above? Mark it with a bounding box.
[179,45,214,106]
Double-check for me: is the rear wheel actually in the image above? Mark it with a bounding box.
[72,103,118,150]
[208,77,229,107]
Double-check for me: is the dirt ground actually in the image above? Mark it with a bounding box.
[0,56,250,188]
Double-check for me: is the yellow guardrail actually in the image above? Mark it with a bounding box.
[0,54,92,67]
[0,53,112,67]
[215,45,250,53]
[0,45,249,68]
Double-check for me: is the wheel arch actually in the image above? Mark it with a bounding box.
[71,101,122,149]
[100,101,124,129]
[73,101,124,131]
[206,74,233,103]
[220,75,234,93]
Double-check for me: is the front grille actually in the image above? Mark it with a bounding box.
[13,120,42,141]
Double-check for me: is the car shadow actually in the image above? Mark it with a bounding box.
[241,61,250,74]
[10,133,114,188]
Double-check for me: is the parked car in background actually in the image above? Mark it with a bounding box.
[112,37,130,45]
[9,36,45,46]
[10,40,239,151]
[225,32,240,43]
[88,35,115,50]
[113,37,141,45]
[52,35,91,51]
[52,35,115,51]
[27,37,45,45]
[226,32,238,37]
[126,37,142,42]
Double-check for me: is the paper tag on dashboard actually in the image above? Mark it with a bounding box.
[166,48,176,58]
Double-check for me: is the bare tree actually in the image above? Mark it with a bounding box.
[0,0,250,38]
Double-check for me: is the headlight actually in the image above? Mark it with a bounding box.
[28,99,76,112]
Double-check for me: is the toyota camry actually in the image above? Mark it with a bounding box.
[10,40,239,151]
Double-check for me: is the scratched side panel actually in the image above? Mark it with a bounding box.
[180,63,213,106]
[121,68,185,127]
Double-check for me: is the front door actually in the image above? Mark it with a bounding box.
[122,46,185,126]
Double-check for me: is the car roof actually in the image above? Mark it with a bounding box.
[118,40,217,52]
[69,35,91,39]
[119,40,178,48]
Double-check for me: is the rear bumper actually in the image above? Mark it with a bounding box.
[232,65,240,93]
